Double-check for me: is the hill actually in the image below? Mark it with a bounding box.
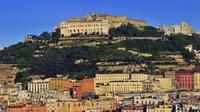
[0,24,200,83]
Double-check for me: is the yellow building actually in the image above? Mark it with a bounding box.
[56,101,96,112]
[56,99,116,112]
[95,74,129,84]
[95,85,110,95]
[65,101,96,112]
[24,35,37,43]
[0,84,22,95]
[96,80,144,94]
[194,73,200,90]
[97,99,117,111]
[48,78,65,90]
[155,77,173,92]
[142,80,161,92]
[109,81,143,93]
[152,80,161,91]
[143,81,154,92]
[7,99,22,106]
[131,73,149,81]
[147,105,172,112]
[96,80,161,94]
[0,94,10,100]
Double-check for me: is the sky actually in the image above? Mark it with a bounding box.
[0,0,200,48]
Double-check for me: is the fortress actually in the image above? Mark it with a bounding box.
[159,22,194,36]
[55,13,147,38]
[83,13,147,28]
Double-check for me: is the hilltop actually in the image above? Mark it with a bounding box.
[0,13,200,83]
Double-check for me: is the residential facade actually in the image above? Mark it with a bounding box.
[131,73,149,81]
[95,74,130,84]
[28,80,49,93]
[109,81,143,93]
[155,77,173,91]
[175,71,194,91]
[194,72,200,90]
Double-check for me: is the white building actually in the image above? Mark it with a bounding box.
[194,50,200,59]
[133,95,164,105]
[28,79,49,93]
[185,45,193,52]
[59,20,110,37]
[31,90,71,101]
[12,90,31,100]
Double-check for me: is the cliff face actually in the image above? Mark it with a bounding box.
[0,64,19,85]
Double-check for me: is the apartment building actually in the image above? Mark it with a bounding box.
[155,77,173,91]
[194,72,200,90]
[175,71,194,91]
[131,73,149,81]
[28,80,49,93]
[95,74,130,84]
[109,81,143,93]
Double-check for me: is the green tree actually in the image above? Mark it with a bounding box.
[109,24,164,37]
[16,47,33,68]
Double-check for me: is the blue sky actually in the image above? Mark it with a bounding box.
[0,0,200,48]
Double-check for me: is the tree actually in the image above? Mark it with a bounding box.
[109,24,164,37]
[142,26,164,37]
[181,49,195,61]
[30,48,73,77]
[15,71,30,83]
[40,32,51,42]
[16,47,33,68]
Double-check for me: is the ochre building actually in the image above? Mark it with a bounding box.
[60,20,110,37]
[55,13,147,37]
[95,74,130,84]
[84,13,147,28]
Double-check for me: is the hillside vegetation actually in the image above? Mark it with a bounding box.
[0,24,200,83]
